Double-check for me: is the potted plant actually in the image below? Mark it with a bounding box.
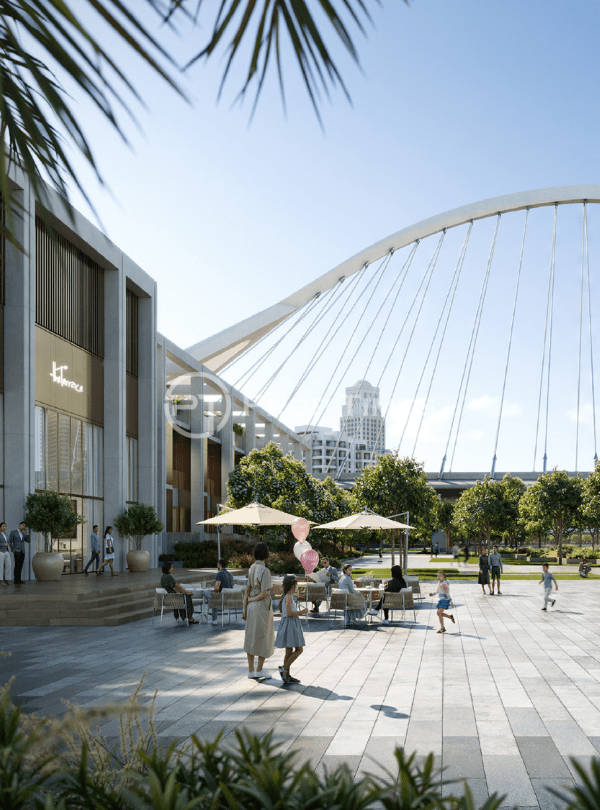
[233,422,245,437]
[114,503,164,572]
[24,492,85,581]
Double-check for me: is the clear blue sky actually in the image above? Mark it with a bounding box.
[62,0,600,473]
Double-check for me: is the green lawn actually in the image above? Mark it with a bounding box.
[352,566,600,581]
[430,556,600,567]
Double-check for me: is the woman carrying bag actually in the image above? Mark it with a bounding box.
[96,526,118,577]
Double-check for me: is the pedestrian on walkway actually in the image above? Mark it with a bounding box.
[243,542,275,680]
[430,570,455,633]
[96,526,117,577]
[0,522,11,585]
[83,525,100,575]
[463,545,470,563]
[539,564,558,611]
[9,522,29,584]
[488,545,503,594]
[478,549,492,595]
[276,575,307,684]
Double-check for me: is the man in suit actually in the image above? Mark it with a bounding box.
[0,522,11,585]
[10,522,30,584]
[311,557,339,613]
[83,525,101,575]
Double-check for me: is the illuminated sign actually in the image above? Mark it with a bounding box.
[49,362,83,393]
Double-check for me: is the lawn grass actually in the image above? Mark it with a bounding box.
[429,556,600,567]
[352,566,600,581]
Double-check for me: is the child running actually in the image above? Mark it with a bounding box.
[539,563,558,610]
[429,570,455,633]
[276,575,308,684]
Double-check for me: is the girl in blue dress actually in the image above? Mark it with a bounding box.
[276,575,308,684]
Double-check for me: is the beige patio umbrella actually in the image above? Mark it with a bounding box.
[313,509,415,573]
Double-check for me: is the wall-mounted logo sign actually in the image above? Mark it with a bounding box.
[49,362,83,393]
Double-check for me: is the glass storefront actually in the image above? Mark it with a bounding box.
[35,405,103,573]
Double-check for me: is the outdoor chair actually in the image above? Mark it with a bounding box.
[207,590,244,625]
[304,583,327,613]
[405,576,423,602]
[329,589,348,624]
[400,587,416,621]
[153,588,189,627]
[381,591,405,624]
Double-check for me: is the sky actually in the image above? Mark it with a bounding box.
[54,0,600,474]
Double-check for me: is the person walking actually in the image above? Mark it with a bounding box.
[430,570,455,633]
[276,575,307,684]
[488,545,503,594]
[0,522,11,585]
[463,545,470,563]
[539,563,558,610]
[83,525,101,575]
[478,549,492,595]
[243,542,275,679]
[9,522,29,584]
[96,526,117,577]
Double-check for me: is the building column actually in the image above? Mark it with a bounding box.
[244,409,256,455]
[279,432,289,455]
[137,292,157,565]
[4,181,36,579]
[155,340,167,555]
[218,383,234,533]
[190,372,205,539]
[264,419,273,445]
[103,265,127,571]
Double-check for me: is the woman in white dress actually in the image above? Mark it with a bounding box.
[338,564,366,625]
[96,526,117,577]
[243,542,275,679]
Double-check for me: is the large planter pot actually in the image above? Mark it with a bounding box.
[32,551,65,581]
[126,549,150,572]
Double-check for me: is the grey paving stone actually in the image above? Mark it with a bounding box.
[515,737,572,778]
[483,755,538,807]
[442,738,485,779]
[531,778,575,810]
[441,778,489,805]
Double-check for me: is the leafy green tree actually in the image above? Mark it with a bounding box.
[434,498,455,550]
[452,477,517,555]
[227,441,352,551]
[114,502,164,551]
[1,0,384,246]
[518,470,583,565]
[24,490,85,552]
[580,461,600,552]
[498,474,526,548]
[353,455,437,568]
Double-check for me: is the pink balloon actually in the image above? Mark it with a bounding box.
[291,518,310,543]
[301,549,319,574]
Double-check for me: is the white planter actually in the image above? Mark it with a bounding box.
[32,551,65,581]
[126,549,150,572]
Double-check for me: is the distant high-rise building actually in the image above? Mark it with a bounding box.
[341,380,385,452]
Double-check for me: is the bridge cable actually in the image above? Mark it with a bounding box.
[448,213,501,473]
[544,203,558,472]
[584,202,598,464]
[576,203,586,473]
[276,266,368,421]
[252,282,343,403]
[411,221,474,458]
[300,251,396,441]
[232,293,323,390]
[326,245,422,476]
[490,209,529,478]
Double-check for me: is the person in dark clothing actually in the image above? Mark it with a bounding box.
[478,550,492,595]
[367,565,407,625]
[160,561,199,624]
[463,546,470,563]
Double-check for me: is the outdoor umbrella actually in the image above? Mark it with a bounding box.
[196,501,307,557]
[313,509,415,574]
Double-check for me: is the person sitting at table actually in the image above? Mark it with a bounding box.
[310,557,339,613]
[579,559,591,578]
[337,564,366,626]
[367,565,407,626]
[160,561,199,625]
[201,558,234,624]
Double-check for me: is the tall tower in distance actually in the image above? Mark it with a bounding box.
[341,380,385,452]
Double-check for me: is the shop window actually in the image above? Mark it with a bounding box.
[127,436,138,503]
[34,406,45,490]
[45,410,58,491]
[70,418,83,495]
[126,289,138,377]
[58,413,70,494]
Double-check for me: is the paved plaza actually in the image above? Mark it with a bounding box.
[3,580,600,808]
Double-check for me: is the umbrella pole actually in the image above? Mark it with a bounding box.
[404,513,410,576]
[216,504,221,561]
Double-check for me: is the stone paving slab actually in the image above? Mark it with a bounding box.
[2,580,600,807]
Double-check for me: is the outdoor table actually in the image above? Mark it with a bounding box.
[357,586,384,621]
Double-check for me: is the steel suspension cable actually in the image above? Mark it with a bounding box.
[533,205,558,472]
[410,222,474,457]
[253,282,342,403]
[397,224,472,455]
[276,266,368,420]
[576,203,586,473]
[233,294,322,390]
[448,214,501,473]
[585,202,598,463]
[368,231,446,460]
[300,252,395,439]
[490,209,529,478]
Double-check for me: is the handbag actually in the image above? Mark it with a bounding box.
[106,544,113,555]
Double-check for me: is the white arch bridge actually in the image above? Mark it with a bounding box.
[188,185,600,479]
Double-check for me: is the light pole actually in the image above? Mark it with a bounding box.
[390,510,410,575]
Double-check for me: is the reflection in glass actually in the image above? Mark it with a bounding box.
[71,418,83,495]
[58,413,70,494]
[35,406,45,490]
[46,410,58,491]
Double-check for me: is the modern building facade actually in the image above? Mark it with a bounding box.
[3,166,306,579]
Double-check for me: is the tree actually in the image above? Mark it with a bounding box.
[227,441,353,550]
[452,477,517,556]
[434,498,455,550]
[1,0,386,246]
[580,461,600,551]
[353,455,437,568]
[114,503,164,551]
[518,470,583,565]
[498,474,526,548]
[23,491,85,552]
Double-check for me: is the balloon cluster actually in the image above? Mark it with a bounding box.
[291,517,319,574]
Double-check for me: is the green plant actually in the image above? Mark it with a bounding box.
[23,490,85,552]
[232,422,245,437]
[114,503,164,551]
